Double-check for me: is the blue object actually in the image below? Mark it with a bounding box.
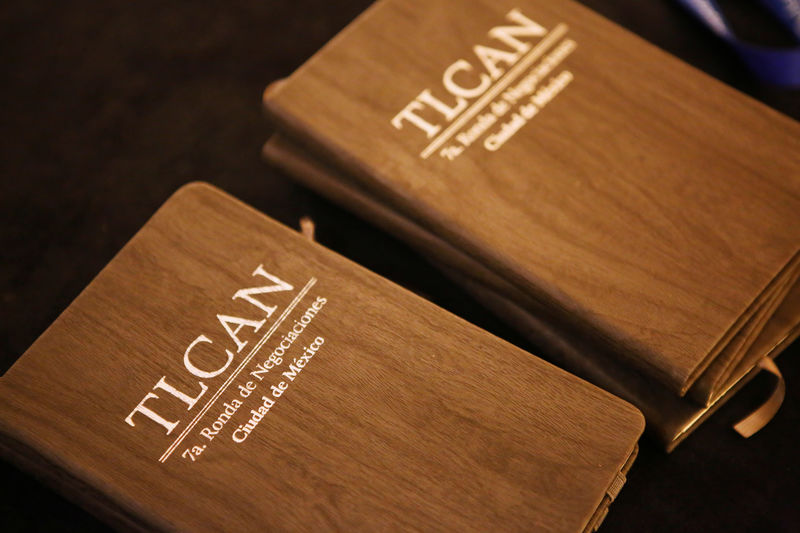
[675,0,800,86]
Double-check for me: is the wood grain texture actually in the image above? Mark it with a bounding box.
[262,0,800,396]
[0,184,643,532]
[263,133,800,450]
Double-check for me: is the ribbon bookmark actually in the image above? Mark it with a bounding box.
[299,216,316,241]
[733,358,786,438]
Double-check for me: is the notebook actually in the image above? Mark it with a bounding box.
[261,0,800,449]
[0,183,643,531]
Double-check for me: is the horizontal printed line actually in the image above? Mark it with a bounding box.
[159,277,317,463]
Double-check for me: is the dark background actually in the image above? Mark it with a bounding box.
[1,1,798,531]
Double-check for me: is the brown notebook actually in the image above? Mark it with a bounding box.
[0,183,643,532]
[260,0,800,448]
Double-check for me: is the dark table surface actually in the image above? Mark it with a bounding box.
[1,1,798,531]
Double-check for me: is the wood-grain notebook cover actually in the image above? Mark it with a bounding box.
[262,133,799,451]
[0,184,643,532]
[261,0,800,447]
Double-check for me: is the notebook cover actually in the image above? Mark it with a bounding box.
[263,133,800,450]
[0,183,643,531]
[261,0,800,397]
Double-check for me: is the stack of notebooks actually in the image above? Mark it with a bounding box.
[262,0,800,450]
[0,184,643,531]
